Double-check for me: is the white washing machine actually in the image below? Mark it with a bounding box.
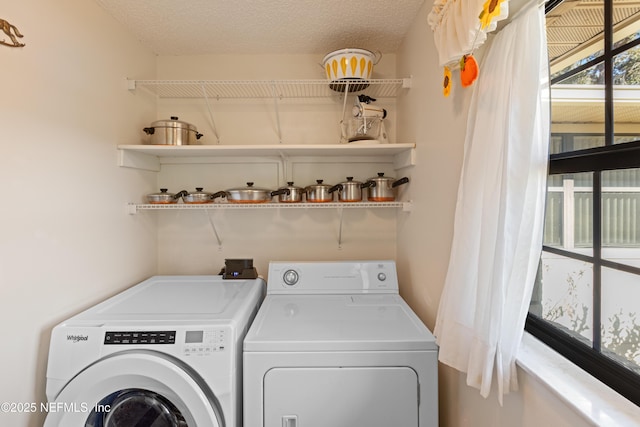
[243,261,438,427]
[44,275,265,427]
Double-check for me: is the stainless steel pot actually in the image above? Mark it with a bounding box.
[330,177,373,202]
[182,187,218,204]
[305,180,334,203]
[277,182,305,203]
[220,182,289,203]
[366,173,410,201]
[146,188,186,204]
[143,116,203,145]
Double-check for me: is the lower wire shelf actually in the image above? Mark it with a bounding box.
[128,201,412,214]
[128,201,411,248]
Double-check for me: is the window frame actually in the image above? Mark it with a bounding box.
[525,0,640,406]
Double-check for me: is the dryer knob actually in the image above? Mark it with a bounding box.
[283,270,299,286]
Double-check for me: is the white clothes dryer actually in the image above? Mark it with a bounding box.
[44,275,265,427]
[243,261,438,427]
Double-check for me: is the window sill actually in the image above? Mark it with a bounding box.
[517,332,640,426]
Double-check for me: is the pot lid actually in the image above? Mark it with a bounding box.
[148,188,176,197]
[186,187,212,195]
[368,172,395,181]
[149,116,198,131]
[280,181,303,189]
[227,182,273,193]
[307,179,332,188]
[341,176,364,184]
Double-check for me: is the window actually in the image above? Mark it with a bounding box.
[526,0,640,405]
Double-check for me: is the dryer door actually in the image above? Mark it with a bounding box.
[44,351,223,427]
[264,366,419,427]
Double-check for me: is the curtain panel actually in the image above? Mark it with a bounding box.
[433,2,549,403]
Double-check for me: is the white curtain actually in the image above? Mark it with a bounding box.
[433,1,549,404]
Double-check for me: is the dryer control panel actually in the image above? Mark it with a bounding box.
[268,260,399,295]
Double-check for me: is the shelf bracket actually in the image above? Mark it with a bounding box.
[278,151,290,184]
[270,82,283,144]
[393,148,417,169]
[337,206,344,249]
[118,149,160,172]
[205,210,223,248]
[201,83,221,144]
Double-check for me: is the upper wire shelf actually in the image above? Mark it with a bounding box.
[127,78,411,99]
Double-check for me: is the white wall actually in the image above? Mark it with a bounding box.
[0,1,157,426]
[396,2,595,426]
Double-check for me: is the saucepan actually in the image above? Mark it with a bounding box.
[329,177,374,202]
[146,188,187,204]
[365,173,410,201]
[305,180,335,203]
[182,188,221,204]
[276,182,305,203]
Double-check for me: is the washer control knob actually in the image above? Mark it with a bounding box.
[283,270,299,286]
[377,272,387,282]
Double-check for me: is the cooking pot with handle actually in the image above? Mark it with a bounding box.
[329,177,373,202]
[143,116,203,145]
[182,188,219,204]
[219,183,289,203]
[365,173,410,201]
[146,188,187,204]
[277,182,305,203]
[304,180,335,203]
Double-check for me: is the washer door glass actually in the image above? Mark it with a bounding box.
[85,389,188,427]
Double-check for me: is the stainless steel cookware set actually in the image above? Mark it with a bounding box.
[146,174,409,204]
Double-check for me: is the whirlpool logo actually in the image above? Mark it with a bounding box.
[66,335,89,343]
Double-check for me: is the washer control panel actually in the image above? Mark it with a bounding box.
[104,331,176,345]
[183,329,227,356]
[268,261,398,294]
[103,328,228,357]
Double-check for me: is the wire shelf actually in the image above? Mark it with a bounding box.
[129,201,410,213]
[129,79,410,99]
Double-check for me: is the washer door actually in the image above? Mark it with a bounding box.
[85,388,187,427]
[44,351,223,427]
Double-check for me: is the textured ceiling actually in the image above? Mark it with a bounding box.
[94,0,426,55]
